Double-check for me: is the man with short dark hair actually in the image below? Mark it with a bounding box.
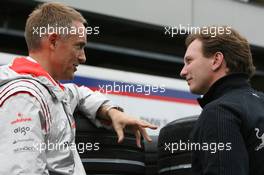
[180,26,264,175]
[0,2,157,174]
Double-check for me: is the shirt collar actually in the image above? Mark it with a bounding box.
[197,73,250,108]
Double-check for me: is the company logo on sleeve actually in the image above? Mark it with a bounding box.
[10,113,32,125]
[14,146,36,153]
[13,126,31,135]
[13,138,35,144]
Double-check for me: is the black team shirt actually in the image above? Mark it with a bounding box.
[191,73,264,175]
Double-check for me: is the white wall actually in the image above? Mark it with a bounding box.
[193,0,264,48]
[38,0,264,47]
[38,0,193,26]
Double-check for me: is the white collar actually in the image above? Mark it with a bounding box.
[26,56,38,63]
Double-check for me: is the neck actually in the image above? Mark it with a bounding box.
[207,66,229,92]
[29,51,57,81]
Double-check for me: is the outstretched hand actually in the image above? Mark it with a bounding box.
[108,109,158,148]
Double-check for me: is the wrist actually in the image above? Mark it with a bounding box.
[106,105,123,118]
[97,105,123,121]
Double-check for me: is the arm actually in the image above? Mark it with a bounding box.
[198,105,248,175]
[0,93,48,174]
[64,83,114,127]
[65,84,157,147]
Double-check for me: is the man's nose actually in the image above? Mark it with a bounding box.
[180,65,187,78]
[78,50,86,64]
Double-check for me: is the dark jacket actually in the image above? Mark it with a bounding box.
[191,73,264,175]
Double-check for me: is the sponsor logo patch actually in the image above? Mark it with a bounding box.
[13,138,35,144]
[13,126,31,135]
[10,113,32,125]
[14,146,36,153]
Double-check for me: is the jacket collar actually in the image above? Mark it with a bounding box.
[198,73,250,108]
[9,57,66,101]
[9,57,58,86]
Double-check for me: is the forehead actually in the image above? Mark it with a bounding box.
[68,21,87,42]
[184,39,203,59]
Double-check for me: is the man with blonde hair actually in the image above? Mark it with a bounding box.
[0,2,157,174]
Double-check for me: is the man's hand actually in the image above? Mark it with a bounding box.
[108,109,158,148]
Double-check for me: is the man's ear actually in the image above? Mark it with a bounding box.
[48,33,59,50]
[211,52,224,71]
